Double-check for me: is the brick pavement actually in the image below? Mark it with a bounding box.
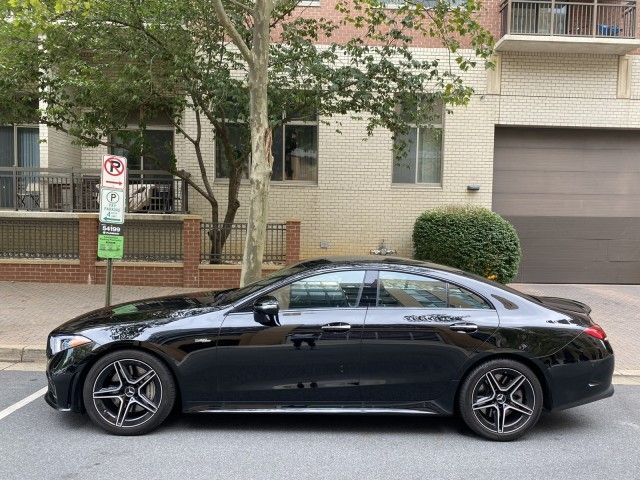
[0,282,206,349]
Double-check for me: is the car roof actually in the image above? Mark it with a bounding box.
[292,256,463,274]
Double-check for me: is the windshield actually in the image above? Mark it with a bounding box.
[214,264,309,306]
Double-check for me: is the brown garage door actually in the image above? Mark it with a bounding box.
[493,127,640,283]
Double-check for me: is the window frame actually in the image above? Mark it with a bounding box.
[392,110,444,186]
[0,124,41,168]
[108,124,175,172]
[373,270,495,310]
[214,113,319,185]
[214,121,251,181]
[272,113,319,184]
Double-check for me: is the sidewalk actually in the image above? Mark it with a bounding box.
[0,281,638,375]
[0,282,204,362]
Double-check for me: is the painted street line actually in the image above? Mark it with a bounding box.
[0,387,47,421]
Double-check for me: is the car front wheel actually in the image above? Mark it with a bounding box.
[82,350,176,435]
[458,359,543,441]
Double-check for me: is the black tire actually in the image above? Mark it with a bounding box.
[82,349,176,436]
[458,359,543,441]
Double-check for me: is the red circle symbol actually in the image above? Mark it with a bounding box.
[103,156,125,176]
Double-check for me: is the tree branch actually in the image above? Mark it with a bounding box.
[227,0,254,12]
[211,0,254,67]
[173,169,215,204]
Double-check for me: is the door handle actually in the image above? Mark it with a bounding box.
[449,322,478,333]
[321,322,351,332]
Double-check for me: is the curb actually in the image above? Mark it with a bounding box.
[0,345,46,363]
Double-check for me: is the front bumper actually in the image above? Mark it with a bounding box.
[45,343,96,412]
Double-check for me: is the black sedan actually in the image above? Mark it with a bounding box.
[45,257,614,441]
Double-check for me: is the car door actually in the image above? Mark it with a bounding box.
[359,270,500,407]
[216,269,369,408]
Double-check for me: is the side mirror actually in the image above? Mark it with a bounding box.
[253,295,280,326]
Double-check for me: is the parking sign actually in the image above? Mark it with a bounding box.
[99,188,125,224]
[101,155,127,189]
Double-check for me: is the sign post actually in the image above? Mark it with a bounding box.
[98,155,127,307]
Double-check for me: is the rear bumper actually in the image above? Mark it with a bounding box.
[546,353,615,411]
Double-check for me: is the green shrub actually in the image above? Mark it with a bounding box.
[412,205,521,283]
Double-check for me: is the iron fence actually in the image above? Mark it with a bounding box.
[0,167,188,214]
[0,217,79,259]
[117,220,184,262]
[201,222,287,264]
[500,0,636,38]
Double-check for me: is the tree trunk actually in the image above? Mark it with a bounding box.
[240,0,273,287]
[208,152,242,264]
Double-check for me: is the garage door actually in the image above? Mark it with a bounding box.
[493,127,640,284]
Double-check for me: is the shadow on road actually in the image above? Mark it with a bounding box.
[163,409,593,438]
[47,404,595,440]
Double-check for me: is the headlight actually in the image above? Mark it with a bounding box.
[48,335,92,356]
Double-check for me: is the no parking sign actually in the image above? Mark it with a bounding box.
[101,155,127,189]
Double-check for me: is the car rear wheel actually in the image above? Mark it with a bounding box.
[82,350,176,435]
[458,359,543,441]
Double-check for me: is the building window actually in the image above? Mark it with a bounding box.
[392,105,443,185]
[0,125,40,168]
[1,125,41,209]
[216,113,319,183]
[215,123,250,180]
[109,127,174,172]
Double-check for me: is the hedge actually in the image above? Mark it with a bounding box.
[412,205,521,283]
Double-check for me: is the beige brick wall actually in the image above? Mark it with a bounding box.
[173,48,495,258]
[60,49,640,260]
[497,52,640,128]
[45,128,82,169]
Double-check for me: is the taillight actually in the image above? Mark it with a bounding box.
[584,324,607,340]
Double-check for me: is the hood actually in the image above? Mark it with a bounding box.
[51,290,226,335]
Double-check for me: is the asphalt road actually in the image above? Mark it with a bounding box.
[0,370,639,480]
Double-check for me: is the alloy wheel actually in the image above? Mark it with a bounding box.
[471,367,536,435]
[92,359,163,428]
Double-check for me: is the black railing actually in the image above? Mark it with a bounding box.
[0,217,79,259]
[201,222,287,263]
[500,0,637,38]
[0,167,188,214]
[118,220,183,262]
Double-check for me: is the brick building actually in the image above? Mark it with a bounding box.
[2,0,640,285]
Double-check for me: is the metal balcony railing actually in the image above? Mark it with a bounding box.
[0,167,188,214]
[500,0,637,38]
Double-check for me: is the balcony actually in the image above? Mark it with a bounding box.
[496,0,640,54]
[0,167,189,214]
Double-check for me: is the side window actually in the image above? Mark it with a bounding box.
[377,272,447,308]
[448,284,492,309]
[271,270,366,310]
[376,271,492,309]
